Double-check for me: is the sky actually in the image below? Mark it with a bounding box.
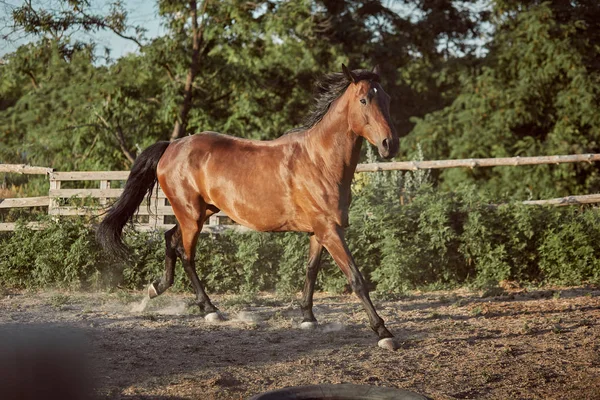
[0,0,165,60]
[0,0,491,61]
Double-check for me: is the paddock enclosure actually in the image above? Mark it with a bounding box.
[2,155,600,399]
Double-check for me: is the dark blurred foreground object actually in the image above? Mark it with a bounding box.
[0,325,94,400]
[249,383,429,400]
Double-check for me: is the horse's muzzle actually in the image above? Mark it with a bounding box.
[378,138,398,159]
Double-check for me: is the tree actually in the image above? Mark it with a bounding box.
[0,42,168,170]
[313,0,487,137]
[3,0,145,58]
[165,0,209,140]
[0,0,151,168]
[1,0,488,176]
[406,0,600,199]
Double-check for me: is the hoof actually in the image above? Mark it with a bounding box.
[205,312,225,322]
[147,283,159,299]
[300,321,318,330]
[378,338,397,351]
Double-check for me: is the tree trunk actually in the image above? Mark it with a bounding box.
[170,0,209,141]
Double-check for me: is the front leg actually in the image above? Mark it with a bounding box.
[299,234,324,329]
[316,224,396,350]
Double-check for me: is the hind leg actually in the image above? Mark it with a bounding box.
[148,207,220,298]
[299,234,323,329]
[176,205,222,319]
[148,225,180,298]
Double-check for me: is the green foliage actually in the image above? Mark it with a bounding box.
[232,232,279,294]
[3,171,600,294]
[353,168,466,293]
[121,229,173,290]
[406,1,600,199]
[538,209,600,285]
[195,232,246,293]
[0,43,169,171]
[460,203,547,287]
[2,1,600,294]
[274,233,309,294]
[0,217,106,288]
[350,164,600,293]
[1,0,485,182]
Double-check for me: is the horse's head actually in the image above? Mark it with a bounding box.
[343,64,398,159]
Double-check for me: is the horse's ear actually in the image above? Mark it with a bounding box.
[372,65,381,76]
[342,64,357,84]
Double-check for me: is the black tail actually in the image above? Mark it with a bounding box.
[96,141,170,258]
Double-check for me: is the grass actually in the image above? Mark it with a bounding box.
[470,305,483,316]
[553,291,562,300]
[49,293,70,308]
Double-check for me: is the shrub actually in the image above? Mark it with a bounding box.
[0,217,107,289]
[538,208,600,285]
[2,173,600,293]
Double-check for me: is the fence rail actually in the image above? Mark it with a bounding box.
[0,164,53,175]
[0,197,49,208]
[2,153,600,232]
[1,167,238,232]
[355,153,600,172]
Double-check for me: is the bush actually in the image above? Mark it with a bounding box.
[0,217,107,289]
[2,170,600,293]
[538,208,600,285]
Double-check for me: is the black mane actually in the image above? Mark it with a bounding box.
[289,69,380,133]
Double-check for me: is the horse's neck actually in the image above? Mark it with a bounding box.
[304,98,363,186]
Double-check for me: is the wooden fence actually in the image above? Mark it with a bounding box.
[2,153,600,232]
[0,170,240,233]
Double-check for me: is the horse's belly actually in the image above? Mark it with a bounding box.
[216,204,312,233]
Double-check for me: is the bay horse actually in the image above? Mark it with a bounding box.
[97,65,400,350]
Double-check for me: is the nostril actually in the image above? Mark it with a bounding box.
[382,138,390,151]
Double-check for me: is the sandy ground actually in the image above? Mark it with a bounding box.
[1,285,599,400]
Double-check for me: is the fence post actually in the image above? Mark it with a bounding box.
[99,180,110,207]
[48,176,60,216]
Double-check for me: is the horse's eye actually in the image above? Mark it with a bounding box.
[360,98,367,105]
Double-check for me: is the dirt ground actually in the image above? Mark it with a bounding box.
[1,285,599,400]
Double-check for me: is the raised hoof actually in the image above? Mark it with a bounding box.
[205,312,225,322]
[300,321,318,330]
[147,283,159,299]
[377,338,398,351]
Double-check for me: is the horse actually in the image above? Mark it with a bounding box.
[97,64,400,350]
